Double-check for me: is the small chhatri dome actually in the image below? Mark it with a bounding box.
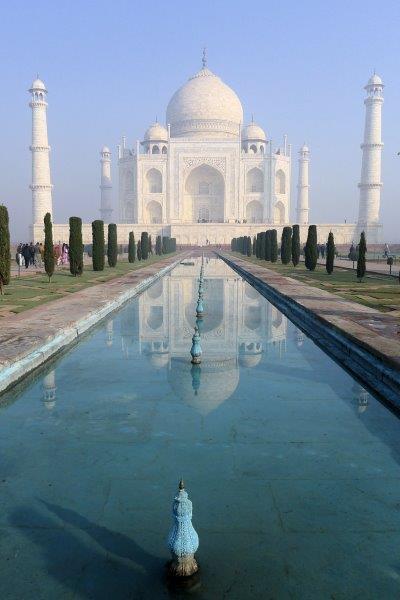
[166,58,244,139]
[30,78,46,91]
[366,73,383,87]
[242,121,266,141]
[144,122,168,142]
[101,145,110,154]
[300,143,309,152]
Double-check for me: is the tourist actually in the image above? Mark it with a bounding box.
[22,244,30,268]
[29,242,35,266]
[34,242,41,267]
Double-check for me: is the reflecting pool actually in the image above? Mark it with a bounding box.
[1,257,400,599]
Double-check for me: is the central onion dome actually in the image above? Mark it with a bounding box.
[166,66,243,139]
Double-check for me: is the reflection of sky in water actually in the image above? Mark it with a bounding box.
[0,256,399,599]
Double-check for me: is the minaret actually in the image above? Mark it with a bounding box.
[357,73,384,234]
[296,144,309,224]
[29,78,53,224]
[100,146,113,223]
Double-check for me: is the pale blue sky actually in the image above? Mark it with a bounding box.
[1,0,399,241]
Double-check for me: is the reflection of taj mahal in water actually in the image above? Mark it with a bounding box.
[41,259,371,416]
[125,258,288,415]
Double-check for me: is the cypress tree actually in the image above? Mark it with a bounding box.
[128,232,136,263]
[0,205,11,295]
[265,231,271,261]
[92,220,105,271]
[292,224,300,267]
[148,234,153,255]
[246,236,252,257]
[137,239,142,261]
[43,212,54,283]
[305,225,318,271]
[271,230,278,262]
[281,226,292,265]
[259,232,265,260]
[156,235,162,255]
[252,236,257,255]
[162,236,168,254]
[69,216,83,276]
[357,231,367,281]
[326,231,335,274]
[141,231,149,260]
[107,223,118,267]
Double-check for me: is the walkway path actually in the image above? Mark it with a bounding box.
[0,253,186,394]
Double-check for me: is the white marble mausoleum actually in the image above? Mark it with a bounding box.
[29,56,384,245]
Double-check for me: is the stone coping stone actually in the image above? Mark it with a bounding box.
[0,255,186,395]
[219,253,400,407]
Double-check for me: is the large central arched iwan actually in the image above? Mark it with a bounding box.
[184,164,225,223]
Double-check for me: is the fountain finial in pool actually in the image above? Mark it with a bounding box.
[190,326,202,364]
[167,480,199,577]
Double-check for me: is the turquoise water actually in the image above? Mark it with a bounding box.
[1,256,400,599]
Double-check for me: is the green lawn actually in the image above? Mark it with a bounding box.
[230,253,400,314]
[0,255,173,317]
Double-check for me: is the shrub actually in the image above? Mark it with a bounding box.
[265,231,271,261]
[252,236,257,255]
[271,230,278,263]
[292,224,300,267]
[326,231,335,274]
[69,216,83,276]
[0,205,11,294]
[141,232,149,260]
[305,225,318,271]
[92,220,105,271]
[107,223,118,267]
[281,226,292,265]
[43,212,54,283]
[156,235,162,255]
[137,239,142,261]
[128,232,136,263]
[357,231,367,281]
[246,236,252,257]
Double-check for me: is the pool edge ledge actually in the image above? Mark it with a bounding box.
[219,252,400,409]
[0,256,185,396]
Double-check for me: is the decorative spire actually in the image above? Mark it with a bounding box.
[202,46,207,68]
[167,480,199,577]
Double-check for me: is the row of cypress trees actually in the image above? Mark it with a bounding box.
[43,214,176,280]
[231,225,368,280]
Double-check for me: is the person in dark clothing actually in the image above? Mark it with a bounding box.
[29,242,35,266]
[22,244,30,268]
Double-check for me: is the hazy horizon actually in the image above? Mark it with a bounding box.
[1,0,399,242]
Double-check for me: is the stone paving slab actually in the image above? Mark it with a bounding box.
[220,253,400,402]
[0,254,186,394]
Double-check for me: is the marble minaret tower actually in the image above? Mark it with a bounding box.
[296,144,309,224]
[100,146,113,223]
[357,74,384,240]
[29,78,53,225]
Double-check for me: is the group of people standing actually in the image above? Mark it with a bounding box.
[15,241,69,270]
[16,242,43,269]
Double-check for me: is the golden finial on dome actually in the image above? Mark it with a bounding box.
[202,46,207,68]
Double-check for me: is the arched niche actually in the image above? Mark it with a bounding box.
[146,200,162,223]
[146,168,162,193]
[246,167,264,193]
[273,201,285,224]
[184,164,225,223]
[275,169,286,194]
[246,200,263,223]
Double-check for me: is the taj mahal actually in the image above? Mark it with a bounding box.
[29,53,384,244]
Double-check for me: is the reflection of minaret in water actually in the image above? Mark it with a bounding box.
[42,370,56,410]
[352,382,369,414]
[191,364,201,395]
[295,329,305,347]
[106,319,113,347]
